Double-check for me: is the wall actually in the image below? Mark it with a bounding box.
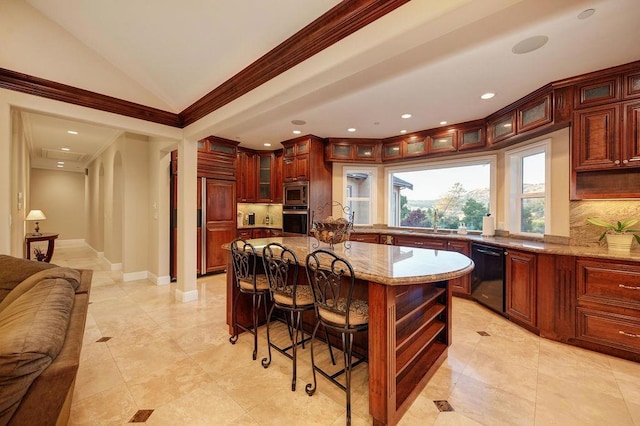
[29,168,85,239]
[570,200,640,249]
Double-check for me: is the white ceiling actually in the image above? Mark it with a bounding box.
[6,0,640,170]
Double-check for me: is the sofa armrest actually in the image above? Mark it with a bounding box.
[8,271,91,426]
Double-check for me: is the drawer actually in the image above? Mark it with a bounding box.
[577,259,640,308]
[576,307,640,353]
[350,233,379,243]
[394,236,447,250]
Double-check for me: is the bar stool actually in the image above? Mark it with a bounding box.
[305,249,368,426]
[229,238,270,360]
[261,242,335,391]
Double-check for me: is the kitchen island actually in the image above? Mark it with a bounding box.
[224,236,474,425]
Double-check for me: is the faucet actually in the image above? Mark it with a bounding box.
[433,210,438,232]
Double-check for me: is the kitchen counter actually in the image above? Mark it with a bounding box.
[224,236,473,425]
[352,227,640,262]
[237,224,282,230]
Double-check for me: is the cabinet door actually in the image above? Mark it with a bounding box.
[295,154,309,181]
[624,101,640,167]
[237,151,257,202]
[394,235,446,249]
[573,104,620,171]
[458,126,485,151]
[575,76,621,108]
[506,250,537,327]
[382,142,402,160]
[487,111,516,145]
[257,153,273,202]
[350,233,379,243]
[205,180,236,273]
[429,131,456,154]
[518,93,552,133]
[447,241,470,295]
[272,150,283,203]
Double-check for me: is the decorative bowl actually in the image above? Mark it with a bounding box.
[312,217,352,245]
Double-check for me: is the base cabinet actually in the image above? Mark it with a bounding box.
[506,249,537,329]
[575,258,640,358]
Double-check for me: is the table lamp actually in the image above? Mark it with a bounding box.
[26,209,46,235]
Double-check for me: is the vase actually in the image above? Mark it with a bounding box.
[606,233,634,253]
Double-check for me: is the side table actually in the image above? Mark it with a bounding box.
[25,233,59,263]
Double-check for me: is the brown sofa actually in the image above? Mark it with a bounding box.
[0,255,92,425]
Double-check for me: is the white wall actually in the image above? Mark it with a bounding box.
[29,168,85,239]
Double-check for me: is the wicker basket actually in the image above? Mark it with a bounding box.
[312,218,352,245]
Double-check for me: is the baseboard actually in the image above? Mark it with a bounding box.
[148,272,171,285]
[56,239,86,248]
[122,271,148,282]
[175,288,198,303]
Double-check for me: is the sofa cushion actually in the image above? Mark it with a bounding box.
[0,255,56,304]
[0,268,80,314]
[0,278,74,424]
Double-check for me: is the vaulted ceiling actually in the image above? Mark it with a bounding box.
[2,0,640,171]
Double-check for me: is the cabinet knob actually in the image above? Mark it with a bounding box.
[622,159,629,164]
[614,160,620,165]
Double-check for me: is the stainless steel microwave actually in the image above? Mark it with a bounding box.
[283,182,308,207]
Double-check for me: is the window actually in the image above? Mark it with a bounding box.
[344,167,376,225]
[387,156,495,231]
[507,140,550,236]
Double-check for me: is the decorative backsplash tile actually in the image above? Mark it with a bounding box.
[570,200,640,248]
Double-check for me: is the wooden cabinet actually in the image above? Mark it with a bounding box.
[457,123,486,151]
[575,258,640,357]
[506,249,537,329]
[237,228,284,239]
[572,100,640,199]
[574,75,621,108]
[624,71,640,99]
[282,139,310,182]
[518,92,553,133]
[446,240,471,296]
[200,178,236,274]
[429,130,457,154]
[237,149,257,202]
[394,235,447,250]
[325,138,379,162]
[487,111,516,145]
[272,150,283,203]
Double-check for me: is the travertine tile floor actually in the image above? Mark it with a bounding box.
[52,246,640,425]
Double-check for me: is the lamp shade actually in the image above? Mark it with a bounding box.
[26,210,47,221]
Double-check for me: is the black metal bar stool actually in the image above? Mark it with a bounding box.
[305,249,368,426]
[229,238,270,360]
[261,242,335,391]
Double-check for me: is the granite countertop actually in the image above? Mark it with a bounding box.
[224,236,474,286]
[352,227,640,262]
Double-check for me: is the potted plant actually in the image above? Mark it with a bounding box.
[586,217,640,253]
[33,247,47,262]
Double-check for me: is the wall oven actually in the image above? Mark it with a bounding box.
[470,243,506,316]
[283,182,308,207]
[282,207,308,235]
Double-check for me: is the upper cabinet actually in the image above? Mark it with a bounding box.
[574,75,621,109]
[197,137,238,181]
[325,138,379,162]
[487,111,517,145]
[283,138,309,182]
[236,149,257,202]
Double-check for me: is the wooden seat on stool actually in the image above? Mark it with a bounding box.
[229,238,270,360]
[305,249,368,426]
[261,242,335,391]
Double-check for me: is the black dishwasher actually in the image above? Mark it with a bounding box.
[470,243,506,316]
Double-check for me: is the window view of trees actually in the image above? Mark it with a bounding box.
[392,162,491,231]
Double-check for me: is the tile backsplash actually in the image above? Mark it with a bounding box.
[237,203,282,227]
[570,200,640,248]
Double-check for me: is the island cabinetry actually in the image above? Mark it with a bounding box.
[368,279,450,425]
[506,249,537,330]
[575,258,640,359]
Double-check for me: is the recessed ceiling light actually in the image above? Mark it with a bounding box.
[347,128,356,132]
[292,130,301,135]
[400,130,407,134]
[481,92,495,100]
[57,161,64,165]
[57,164,64,168]
[401,113,412,119]
[61,147,71,151]
[512,35,549,55]
[67,130,78,135]
[291,119,306,125]
[440,121,447,125]
[263,143,271,147]
[577,8,595,20]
